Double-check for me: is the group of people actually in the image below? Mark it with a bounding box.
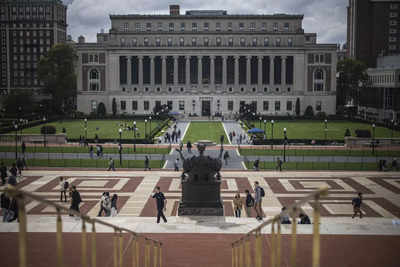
[97,192,119,217]
[378,158,398,172]
[228,131,249,145]
[164,127,182,144]
[58,177,83,217]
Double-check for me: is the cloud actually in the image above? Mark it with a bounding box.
[65,0,347,45]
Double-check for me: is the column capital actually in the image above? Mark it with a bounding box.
[234,55,240,59]
[138,55,143,60]
[197,55,203,59]
[149,55,154,60]
[210,55,216,60]
[185,56,191,61]
[173,55,179,60]
[258,55,263,60]
[282,55,288,60]
[161,56,167,61]
[222,55,228,60]
[246,55,252,60]
[270,55,275,60]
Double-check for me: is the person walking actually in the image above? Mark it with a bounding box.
[174,158,180,171]
[59,177,69,202]
[21,141,26,155]
[352,192,363,219]
[280,207,291,224]
[233,193,243,218]
[1,192,10,222]
[187,141,192,153]
[69,186,82,217]
[111,194,118,217]
[253,159,260,171]
[152,186,167,224]
[254,181,264,221]
[223,151,230,166]
[89,145,94,159]
[107,158,115,171]
[245,190,255,217]
[144,156,150,171]
[0,162,7,185]
[179,141,184,151]
[276,157,283,172]
[16,158,24,177]
[8,164,18,186]
[97,192,107,217]
[102,192,111,217]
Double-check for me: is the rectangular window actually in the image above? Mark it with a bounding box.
[203,37,209,46]
[275,38,281,47]
[228,38,233,47]
[167,101,173,110]
[263,101,269,111]
[250,22,256,31]
[132,101,138,110]
[192,22,197,32]
[284,22,289,31]
[192,37,197,46]
[146,23,152,31]
[262,22,266,31]
[252,38,257,47]
[179,100,185,111]
[288,38,293,47]
[179,37,184,46]
[273,22,278,32]
[169,23,174,32]
[157,22,163,31]
[216,37,221,46]
[135,23,141,32]
[286,101,292,111]
[123,22,129,32]
[144,37,149,46]
[180,22,185,31]
[91,101,97,112]
[204,22,209,31]
[275,101,280,111]
[144,101,149,110]
[316,101,322,111]
[167,38,172,47]
[227,22,232,31]
[121,101,126,110]
[264,37,269,47]
[239,22,244,31]
[216,22,221,31]
[390,3,398,9]
[228,101,234,111]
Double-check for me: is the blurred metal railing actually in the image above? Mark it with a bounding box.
[1,185,163,267]
[231,187,329,267]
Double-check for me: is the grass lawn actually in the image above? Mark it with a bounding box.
[21,119,163,139]
[183,122,229,144]
[239,148,400,157]
[0,145,170,154]
[1,158,164,169]
[244,161,380,171]
[245,120,400,140]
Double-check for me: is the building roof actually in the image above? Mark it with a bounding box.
[109,14,304,20]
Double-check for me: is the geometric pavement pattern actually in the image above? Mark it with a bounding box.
[2,171,400,219]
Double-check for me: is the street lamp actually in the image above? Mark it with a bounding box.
[149,116,152,138]
[144,119,148,139]
[391,120,396,139]
[263,120,267,139]
[271,120,275,149]
[259,117,262,128]
[372,123,376,154]
[283,127,288,162]
[324,119,328,142]
[133,121,137,152]
[14,123,18,161]
[84,118,88,142]
[43,116,47,147]
[119,128,122,165]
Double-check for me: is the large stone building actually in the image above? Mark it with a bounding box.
[0,0,67,96]
[358,55,400,123]
[347,0,400,67]
[76,5,337,117]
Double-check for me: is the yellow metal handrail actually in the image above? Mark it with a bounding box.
[1,185,163,267]
[232,187,328,267]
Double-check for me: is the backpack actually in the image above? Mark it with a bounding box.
[260,187,265,197]
[64,181,69,190]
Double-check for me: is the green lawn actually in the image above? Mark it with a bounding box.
[244,161,380,171]
[239,148,400,157]
[1,158,164,169]
[183,122,229,144]
[0,145,170,154]
[21,119,163,139]
[246,120,400,140]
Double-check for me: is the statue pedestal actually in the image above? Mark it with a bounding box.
[178,180,224,216]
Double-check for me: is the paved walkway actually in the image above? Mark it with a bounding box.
[222,121,250,145]
[157,121,190,144]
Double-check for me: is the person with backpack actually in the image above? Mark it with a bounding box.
[16,158,24,177]
[254,181,265,221]
[69,186,82,217]
[253,160,260,171]
[233,193,243,218]
[144,156,150,171]
[97,192,107,217]
[276,157,283,172]
[223,151,230,166]
[107,158,115,171]
[59,177,69,202]
[111,194,118,217]
[352,192,363,219]
[245,190,255,217]
[102,192,111,216]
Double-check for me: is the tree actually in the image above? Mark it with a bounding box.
[38,43,77,114]
[337,58,368,107]
[2,91,34,116]
[112,98,117,116]
[295,98,300,116]
[97,102,106,117]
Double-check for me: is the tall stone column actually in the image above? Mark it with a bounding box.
[138,56,143,87]
[234,56,239,87]
[246,56,251,86]
[270,56,274,85]
[198,55,202,85]
[258,56,263,88]
[186,56,190,85]
[210,56,215,86]
[174,56,179,85]
[282,56,287,86]
[127,56,131,85]
[222,56,227,86]
[150,56,155,87]
[162,56,167,88]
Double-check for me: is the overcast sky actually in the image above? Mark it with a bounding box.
[64,0,347,46]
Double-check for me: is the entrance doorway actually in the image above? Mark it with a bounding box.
[201,100,211,116]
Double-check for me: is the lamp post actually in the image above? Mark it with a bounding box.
[133,121,137,152]
[14,123,18,161]
[149,116,152,138]
[119,128,122,165]
[144,119,147,139]
[283,127,288,162]
[43,116,47,147]
[263,120,267,139]
[271,120,275,149]
[372,123,376,154]
[84,118,88,142]
[259,117,262,128]
[324,119,328,142]
[391,120,396,139]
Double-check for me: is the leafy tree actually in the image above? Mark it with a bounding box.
[337,58,368,107]
[295,98,300,116]
[38,43,77,114]
[97,102,106,117]
[2,91,34,116]
[112,98,117,116]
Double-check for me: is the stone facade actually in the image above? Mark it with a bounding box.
[76,6,337,117]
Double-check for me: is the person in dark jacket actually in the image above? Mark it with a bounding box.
[7,197,18,222]
[70,186,82,217]
[352,192,363,219]
[245,190,255,217]
[21,142,26,155]
[299,213,311,224]
[16,158,24,176]
[152,186,167,224]
[144,156,150,171]
[9,163,18,178]
[111,194,118,217]
[1,192,10,222]
[0,162,7,185]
